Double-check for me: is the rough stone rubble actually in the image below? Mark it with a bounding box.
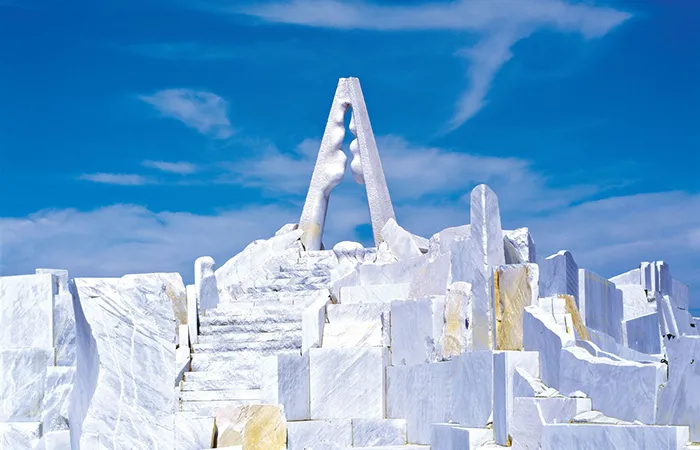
[1,78,699,450]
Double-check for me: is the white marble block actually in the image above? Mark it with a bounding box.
[408,252,451,299]
[559,346,662,424]
[391,297,445,366]
[261,353,310,421]
[493,263,539,351]
[323,303,388,348]
[657,335,700,441]
[195,256,219,312]
[175,414,215,450]
[0,347,52,421]
[358,256,427,286]
[439,281,472,358]
[286,419,352,450]
[380,218,422,260]
[522,303,575,390]
[578,269,624,344]
[671,279,689,311]
[386,351,493,444]
[623,311,661,354]
[71,274,177,449]
[503,227,536,264]
[470,184,505,268]
[431,423,492,450]
[40,430,72,450]
[541,423,688,450]
[539,250,579,302]
[41,366,75,432]
[35,268,77,365]
[352,419,407,446]
[428,224,470,257]
[340,283,410,304]
[186,284,198,345]
[309,347,389,420]
[302,292,329,353]
[511,396,593,449]
[0,422,42,449]
[449,237,492,351]
[493,351,540,445]
[0,273,54,350]
[618,284,657,322]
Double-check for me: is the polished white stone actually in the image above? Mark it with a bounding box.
[260,353,310,421]
[0,273,54,350]
[493,351,540,445]
[352,419,406,446]
[657,335,700,441]
[559,345,663,424]
[71,274,177,449]
[503,227,536,264]
[539,250,578,302]
[309,347,389,420]
[42,366,75,432]
[386,351,493,444]
[286,419,352,450]
[175,414,215,450]
[0,347,52,421]
[0,422,42,449]
[578,269,624,343]
[195,256,219,312]
[522,303,575,390]
[340,283,410,304]
[380,218,422,260]
[391,297,445,366]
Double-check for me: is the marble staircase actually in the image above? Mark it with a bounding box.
[179,250,336,416]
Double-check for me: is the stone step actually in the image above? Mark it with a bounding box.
[198,321,302,336]
[180,399,260,416]
[198,327,301,343]
[191,349,300,372]
[192,336,302,353]
[181,377,259,391]
[199,308,303,327]
[224,288,330,303]
[351,447,429,450]
[180,389,261,402]
[246,283,328,293]
[184,368,259,386]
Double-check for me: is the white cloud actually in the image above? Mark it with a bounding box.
[2,190,698,307]
[220,134,601,214]
[140,89,234,139]
[236,0,630,130]
[77,173,150,185]
[142,160,198,174]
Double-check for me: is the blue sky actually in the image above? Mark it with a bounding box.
[1,0,698,313]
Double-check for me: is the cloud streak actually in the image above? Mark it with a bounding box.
[235,0,631,130]
[140,88,234,138]
[142,160,198,174]
[77,173,150,186]
[1,190,698,307]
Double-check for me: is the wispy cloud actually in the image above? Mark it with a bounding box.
[120,43,237,61]
[142,160,198,174]
[220,134,602,213]
[139,88,234,139]
[78,173,150,186]
[234,0,631,130]
[2,190,698,307]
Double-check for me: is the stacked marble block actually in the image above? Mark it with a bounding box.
[0,269,76,449]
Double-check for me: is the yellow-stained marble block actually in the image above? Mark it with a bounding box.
[216,404,286,450]
[494,264,539,350]
[560,294,590,341]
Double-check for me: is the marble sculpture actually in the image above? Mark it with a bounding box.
[1,77,699,450]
